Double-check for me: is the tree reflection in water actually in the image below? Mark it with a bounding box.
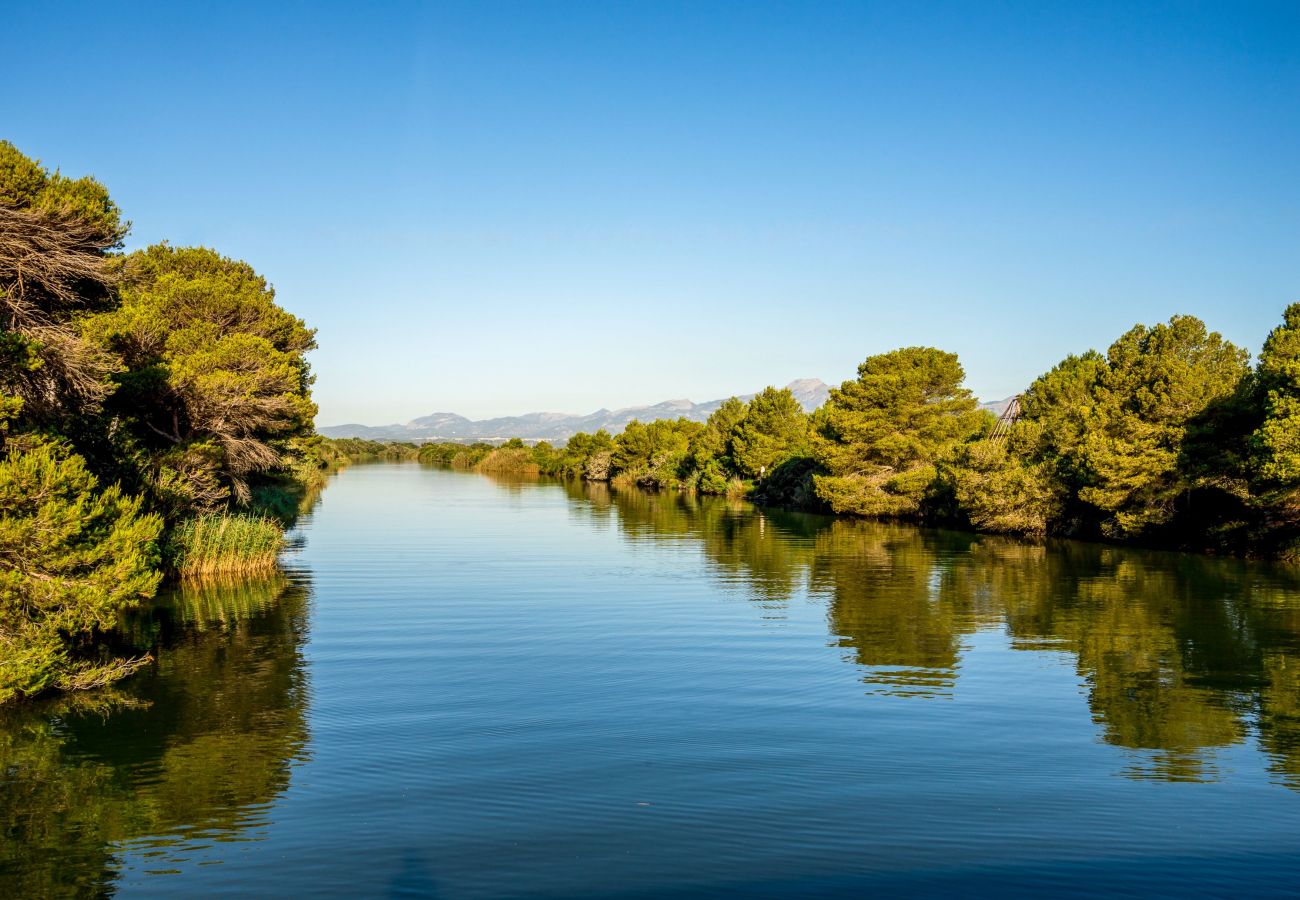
[0,574,311,897]
[553,477,1300,791]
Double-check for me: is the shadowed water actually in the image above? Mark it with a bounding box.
[4,462,1300,897]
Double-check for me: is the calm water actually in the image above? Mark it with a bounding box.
[5,463,1300,898]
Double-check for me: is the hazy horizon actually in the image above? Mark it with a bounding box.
[318,376,835,427]
[8,1,1297,423]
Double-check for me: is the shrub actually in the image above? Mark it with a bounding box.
[0,440,162,704]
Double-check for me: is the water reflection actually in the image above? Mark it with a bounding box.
[0,574,312,896]
[550,478,1300,790]
[814,522,992,698]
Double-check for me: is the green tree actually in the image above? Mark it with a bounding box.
[551,429,613,478]
[813,347,984,518]
[85,245,318,512]
[687,398,747,494]
[611,418,701,488]
[1077,315,1248,537]
[1252,302,1300,494]
[0,140,124,238]
[691,397,746,467]
[0,440,162,703]
[732,387,808,479]
[948,354,1107,537]
[1019,351,1109,495]
[951,433,1062,536]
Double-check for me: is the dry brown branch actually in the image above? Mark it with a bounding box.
[0,205,118,324]
[0,205,121,420]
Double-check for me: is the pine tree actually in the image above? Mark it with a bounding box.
[0,440,162,703]
[813,347,984,518]
[1252,303,1300,493]
[1077,316,1247,537]
[731,387,808,479]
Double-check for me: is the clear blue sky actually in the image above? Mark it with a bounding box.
[6,1,1298,423]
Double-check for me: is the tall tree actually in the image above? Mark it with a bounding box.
[1077,315,1248,537]
[813,347,984,518]
[1252,302,1300,496]
[690,397,746,469]
[0,439,161,703]
[731,387,808,479]
[688,397,747,493]
[949,353,1106,537]
[85,245,317,512]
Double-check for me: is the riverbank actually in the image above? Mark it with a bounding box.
[391,306,1300,563]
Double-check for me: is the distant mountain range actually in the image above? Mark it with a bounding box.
[319,378,1015,443]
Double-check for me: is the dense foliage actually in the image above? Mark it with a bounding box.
[409,310,1300,558]
[0,440,161,703]
[812,347,985,518]
[85,244,318,513]
[0,142,321,703]
[413,388,813,499]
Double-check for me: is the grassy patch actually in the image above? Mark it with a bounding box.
[165,514,286,578]
[474,448,541,475]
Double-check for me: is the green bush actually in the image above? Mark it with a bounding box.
[0,440,162,703]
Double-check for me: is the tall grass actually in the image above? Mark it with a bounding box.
[166,513,286,578]
[474,448,541,475]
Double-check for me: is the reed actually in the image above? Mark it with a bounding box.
[725,477,750,500]
[166,513,286,578]
[474,448,541,475]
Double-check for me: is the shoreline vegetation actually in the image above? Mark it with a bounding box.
[0,141,327,703]
[3,136,1299,706]
[164,514,288,579]
[383,305,1300,564]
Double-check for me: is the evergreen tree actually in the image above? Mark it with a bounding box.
[731,387,808,479]
[691,397,746,469]
[0,141,122,435]
[85,244,318,511]
[948,353,1106,537]
[951,431,1061,536]
[611,418,701,488]
[1077,316,1248,537]
[0,440,162,703]
[813,347,984,518]
[1019,351,1109,497]
[1252,303,1300,495]
[688,398,747,493]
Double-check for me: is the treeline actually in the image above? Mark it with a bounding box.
[418,313,1300,558]
[1,142,322,702]
[315,437,420,467]
[414,385,810,495]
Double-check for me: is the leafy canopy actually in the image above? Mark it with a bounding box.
[1253,302,1300,494]
[85,244,318,509]
[731,387,808,479]
[0,440,161,703]
[0,140,124,242]
[1076,315,1247,537]
[0,142,123,431]
[813,347,983,518]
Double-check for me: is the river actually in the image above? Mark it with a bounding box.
[5,461,1300,897]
